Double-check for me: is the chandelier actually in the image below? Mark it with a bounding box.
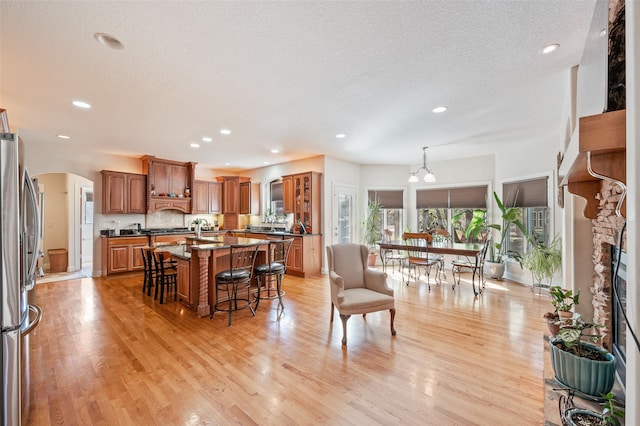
[408,146,436,183]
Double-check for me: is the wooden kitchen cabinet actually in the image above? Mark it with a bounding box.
[101,236,148,275]
[209,182,222,213]
[239,182,260,215]
[285,235,321,277]
[101,170,146,214]
[282,171,321,234]
[221,176,239,214]
[142,156,196,213]
[175,257,193,307]
[193,180,222,214]
[282,175,294,214]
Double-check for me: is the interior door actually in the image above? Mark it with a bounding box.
[332,184,357,245]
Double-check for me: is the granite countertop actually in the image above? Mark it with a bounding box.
[231,229,319,237]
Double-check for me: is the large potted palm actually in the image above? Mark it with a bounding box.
[362,198,383,266]
[459,191,529,279]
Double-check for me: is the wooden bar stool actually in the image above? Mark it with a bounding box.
[254,239,293,311]
[153,251,178,304]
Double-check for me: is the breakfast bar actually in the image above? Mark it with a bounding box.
[161,235,270,318]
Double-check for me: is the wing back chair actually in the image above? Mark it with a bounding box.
[326,243,396,346]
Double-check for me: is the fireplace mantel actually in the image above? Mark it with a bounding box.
[561,109,626,219]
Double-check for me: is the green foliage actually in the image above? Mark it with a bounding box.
[362,198,383,248]
[601,391,625,426]
[554,314,602,357]
[549,285,580,313]
[522,235,562,286]
[455,191,530,263]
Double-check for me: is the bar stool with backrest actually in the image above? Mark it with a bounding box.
[254,238,293,311]
[141,247,156,296]
[153,251,178,304]
[402,232,442,291]
[211,243,260,326]
[451,238,491,296]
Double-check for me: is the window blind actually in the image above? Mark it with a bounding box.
[416,185,487,209]
[502,177,548,208]
[368,190,404,209]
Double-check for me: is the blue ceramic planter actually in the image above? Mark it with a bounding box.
[549,339,615,397]
[565,408,604,425]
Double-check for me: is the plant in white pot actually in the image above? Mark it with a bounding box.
[362,198,383,266]
[456,191,529,279]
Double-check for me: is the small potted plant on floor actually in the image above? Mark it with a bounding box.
[362,198,383,266]
[549,314,616,397]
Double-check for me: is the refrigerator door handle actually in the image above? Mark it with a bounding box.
[21,304,42,336]
[22,172,40,291]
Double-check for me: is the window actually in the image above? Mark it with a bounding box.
[502,177,549,255]
[368,190,404,241]
[416,185,487,243]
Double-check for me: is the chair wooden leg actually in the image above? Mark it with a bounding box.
[330,303,334,322]
[254,275,262,311]
[390,308,396,336]
[339,314,351,346]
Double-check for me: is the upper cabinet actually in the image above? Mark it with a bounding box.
[101,171,146,214]
[239,182,260,215]
[283,171,321,234]
[282,175,294,214]
[142,156,196,214]
[563,110,626,218]
[193,180,222,214]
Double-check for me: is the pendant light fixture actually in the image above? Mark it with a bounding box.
[408,146,436,183]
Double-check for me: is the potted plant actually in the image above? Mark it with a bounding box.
[457,191,529,279]
[549,315,616,397]
[544,285,580,335]
[565,391,625,426]
[522,234,562,289]
[362,198,383,266]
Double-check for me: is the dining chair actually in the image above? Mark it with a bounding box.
[402,232,443,291]
[211,243,260,326]
[254,239,293,311]
[451,238,491,296]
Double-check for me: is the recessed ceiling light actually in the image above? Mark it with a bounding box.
[72,100,91,109]
[224,162,231,166]
[599,28,607,37]
[94,33,124,50]
[202,136,213,142]
[432,106,447,113]
[270,149,280,154]
[190,143,200,148]
[56,134,70,139]
[263,161,270,165]
[335,133,346,139]
[220,129,231,135]
[541,43,559,54]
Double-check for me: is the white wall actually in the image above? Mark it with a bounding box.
[625,0,639,422]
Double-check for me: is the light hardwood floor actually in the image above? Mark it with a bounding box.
[26,267,549,425]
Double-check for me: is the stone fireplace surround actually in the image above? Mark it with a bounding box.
[591,180,626,348]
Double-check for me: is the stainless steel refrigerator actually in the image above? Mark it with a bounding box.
[1,130,43,425]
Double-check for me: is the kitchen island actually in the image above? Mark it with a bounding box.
[160,236,270,318]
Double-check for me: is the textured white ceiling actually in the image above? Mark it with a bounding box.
[0,1,600,171]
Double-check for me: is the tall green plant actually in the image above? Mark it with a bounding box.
[362,198,383,248]
[456,191,530,263]
[522,235,562,286]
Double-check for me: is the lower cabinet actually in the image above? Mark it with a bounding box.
[175,257,193,307]
[101,236,148,275]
